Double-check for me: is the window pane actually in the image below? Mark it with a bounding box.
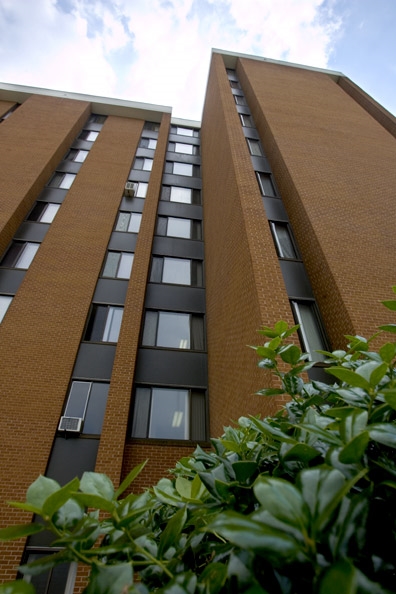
[248,139,262,156]
[136,182,148,198]
[162,257,191,285]
[167,217,191,238]
[292,302,326,362]
[103,252,120,277]
[148,139,157,149]
[117,253,134,279]
[64,381,91,418]
[74,149,89,162]
[271,223,297,259]
[157,312,190,348]
[142,311,158,346]
[176,127,193,136]
[86,131,99,141]
[143,159,153,171]
[175,142,193,154]
[150,257,163,282]
[240,114,253,127]
[0,296,12,322]
[15,243,39,268]
[83,383,109,434]
[116,212,130,232]
[128,213,142,233]
[59,173,76,189]
[28,202,47,221]
[40,203,60,223]
[132,387,151,437]
[173,162,193,176]
[170,186,192,203]
[258,173,276,196]
[103,307,123,342]
[150,388,189,439]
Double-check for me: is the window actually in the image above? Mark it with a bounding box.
[133,157,153,171]
[1,242,39,269]
[173,162,193,176]
[257,172,277,197]
[0,104,19,122]
[84,305,123,342]
[88,114,107,124]
[132,386,206,441]
[230,80,241,89]
[240,114,253,127]
[0,296,12,323]
[270,222,299,259]
[48,172,76,190]
[144,122,160,132]
[156,216,202,240]
[168,142,198,155]
[115,212,142,233]
[126,182,148,198]
[150,257,203,286]
[234,95,246,106]
[291,301,327,362]
[175,127,193,137]
[28,202,60,224]
[79,130,99,141]
[102,252,134,279]
[142,311,205,350]
[140,137,157,150]
[247,139,263,156]
[62,381,109,434]
[66,149,89,163]
[161,186,201,205]
[23,550,77,594]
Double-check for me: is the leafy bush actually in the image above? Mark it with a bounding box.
[2,291,396,593]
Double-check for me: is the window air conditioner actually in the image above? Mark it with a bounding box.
[58,416,83,433]
[124,182,137,198]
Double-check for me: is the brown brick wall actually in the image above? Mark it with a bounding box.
[0,94,90,256]
[0,113,143,580]
[201,54,294,438]
[95,113,171,486]
[238,58,396,349]
[0,101,17,118]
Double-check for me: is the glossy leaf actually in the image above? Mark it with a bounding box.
[382,391,396,410]
[84,562,134,594]
[319,559,357,594]
[280,443,321,464]
[355,361,388,387]
[326,367,370,390]
[255,346,276,360]
[0,581,35,594]
[0,523,44,541]
[114,460,147,500]
[158,506,187,558]
[72,493,115,513]
[232,461,258,483]
[379,324,396,333]
[339,410,368,443]
[368,423,396,448]
[338,431,369,463]
[199,562,227,594]
[379,343,396,363]
[382,300,396,311]
[256,388,285,397]
[26,475,60,510]
[279,345,301,365]
[42,477,80,517]
[80,472,114,501]
[253,476,308,529]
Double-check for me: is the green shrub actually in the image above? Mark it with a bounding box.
[2,291,396,593]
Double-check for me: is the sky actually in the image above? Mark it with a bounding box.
[0,0,395,122]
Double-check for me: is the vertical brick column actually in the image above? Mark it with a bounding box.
[201,54,293,438]
[0,100,17,118]
[0,94,90,255]
[238,58,396,348]
[95,112,171,487]
[0,114,143,580]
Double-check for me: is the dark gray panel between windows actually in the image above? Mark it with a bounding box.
[152,236,204,259]
[135,147,156,159]
[73,343,116,380]
[145,284,206,313]
[108,232,138,252]
[162,174,202,190]
[241,128,260,140]
[164,153,201,166]
[168,134,200,146]
[36,187,68,204]
[46,437,100,485]
[128,170,151,183]
[93,278,128,305]
[135,348,208,387]
[119,197,145,213]
[279,261,314,299]
[307,366,332,383]
[71,140,95,151]
[14,222,50,243]
[56,160,83,174]
[236,105,251,116]
[157,201,202,220]
[262,197,289,221]
[251,156,272,174]
[0,268,25,293]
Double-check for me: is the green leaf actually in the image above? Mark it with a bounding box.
[256,388,285,397]
[382,300,396,311]
[253,476,308,529]
[258,327,278,338]
[295,423,342,446]
[319,559,357,594]
[0,581,35,594]
[339,431,369,463]
[379,343,396,363]
[325,367,370,390]
[368,423,396,448]
[279,345,301,365]
[382,390,396,410]
[19,549,72,576]
[158,506,187,559]
[339,410,368,443]
[72,493,115,513]
[232,461,258,483]
[325,407,360,420]
[26,475,60,511]
[84,562,133,594]
[80,472,114,501]
[275,320,289,335]
[281,443,321,464]
[0,523,44,541]
[255,346,276,360]
[379,324,396,334]
[114,460,147,500]
[42,477,80,518]
[53,498,84,530]
[355,361,388,387]
[199,563,227,594]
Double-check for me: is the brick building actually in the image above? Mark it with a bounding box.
[0,49,395,591]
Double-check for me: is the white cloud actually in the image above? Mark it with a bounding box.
[0,0,343,119]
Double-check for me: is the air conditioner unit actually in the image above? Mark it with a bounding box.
[58,416,83,433]
[124,182,137,198]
